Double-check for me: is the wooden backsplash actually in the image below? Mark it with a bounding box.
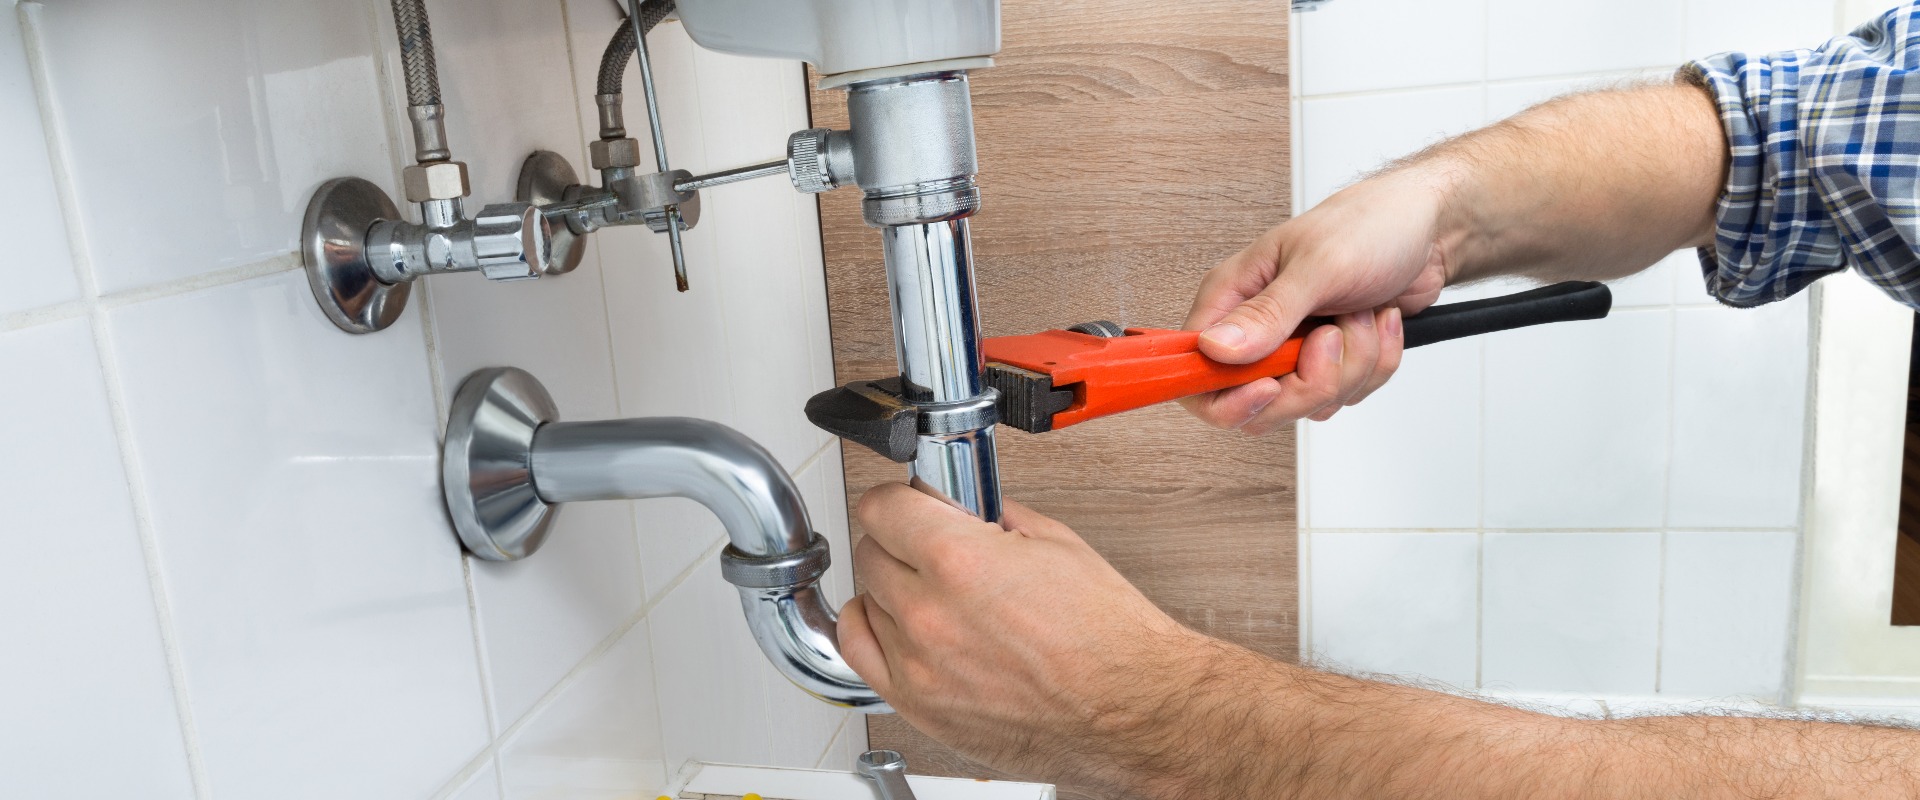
[806,2,1293,795]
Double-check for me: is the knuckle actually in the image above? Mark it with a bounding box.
[1233,292,1289,330]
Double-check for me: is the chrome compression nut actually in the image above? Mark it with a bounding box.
[590,137,644,170]
[403,160,471,203]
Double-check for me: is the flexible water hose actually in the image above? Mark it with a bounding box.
[389,0,441,107]
[598,0,676,96]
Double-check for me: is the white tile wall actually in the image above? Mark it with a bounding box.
[1300,86,1484,208]
[1483,311,1671,529]
[0,0,858,795]
[1668,297,1811,529]
[1308,532,1479,687]
[1660,531,1797,699]
[1297,0,1486,96]
[109,272,489,798]
[1297,0,1829,706]
[30,0,397,293]
[498,622,667,797]
[1482,532,1662,694]
[1485,0,1683,80]
[0,7,75,316]
[0,319,194,799]
[1304,337,1480,530]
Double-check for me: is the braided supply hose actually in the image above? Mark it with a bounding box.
[598,0,676,96]
[389,0,441,107]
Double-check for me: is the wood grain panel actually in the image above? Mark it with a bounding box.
[808,3,1291,796]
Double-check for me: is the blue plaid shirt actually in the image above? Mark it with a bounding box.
[1688,3,1920,308]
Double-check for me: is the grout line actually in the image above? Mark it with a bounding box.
[1,251,305,334]
[0,299,86,332]
[1475,530,1485,690]
[94,253,302,310]
[1654,304,1680,694]
[810,712,853,770]
[18,4,211,795]
[790,436,838,481]
[447,554,505,793]
[427,736,501,800]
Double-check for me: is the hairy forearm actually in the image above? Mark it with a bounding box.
[1389,79,1727,287]
[1111,635,1920,799]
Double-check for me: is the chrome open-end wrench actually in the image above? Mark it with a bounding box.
[856,750,920,800]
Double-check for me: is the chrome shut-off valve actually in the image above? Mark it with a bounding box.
[300,178,554,334]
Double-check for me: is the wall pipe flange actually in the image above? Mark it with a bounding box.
[302,178,411,334]
[515,151,588,275]
[442,366,560,561]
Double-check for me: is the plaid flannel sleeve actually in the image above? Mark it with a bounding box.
[1686,3,1920,309]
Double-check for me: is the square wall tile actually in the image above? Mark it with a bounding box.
[1482,532,1662,694]
[33,0,394,292]
[1484,311,1671,529]
[1685,0,1838,56]
[0,8,77,315]
[1307,532,1479,687]
[108,272,487,798]
[0,319,194,799]
[1298,0,1486,96]
[1660,531,1796,699]
[1305,336,1480,530]
[1668,298,1810,529]
[1486,0,1684,80]
[499,622,667,799]
[1300,86,1484,209]
[472,500,645,728]
[649,562,773,773]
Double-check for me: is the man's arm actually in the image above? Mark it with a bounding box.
[839,485,1920,799]
[1180,78,1725,432]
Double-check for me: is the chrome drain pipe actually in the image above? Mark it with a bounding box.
[806,69,1004,522]
[882,218,1001,521]
[441,367,886,711]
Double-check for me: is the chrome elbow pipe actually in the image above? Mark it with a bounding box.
[441,367,886,711]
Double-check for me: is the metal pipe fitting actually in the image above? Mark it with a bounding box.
[845,72,982,227]
[442,367,887,712]
[407,104,454,163]
[595,93,627,139]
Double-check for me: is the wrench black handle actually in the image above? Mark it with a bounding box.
[1403,281,1613,349]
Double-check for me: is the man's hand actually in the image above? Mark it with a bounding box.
[837,482,1210,793]
[840,484,1920,799]
[1182,79,1725,435]
[1181,170,1453,433]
